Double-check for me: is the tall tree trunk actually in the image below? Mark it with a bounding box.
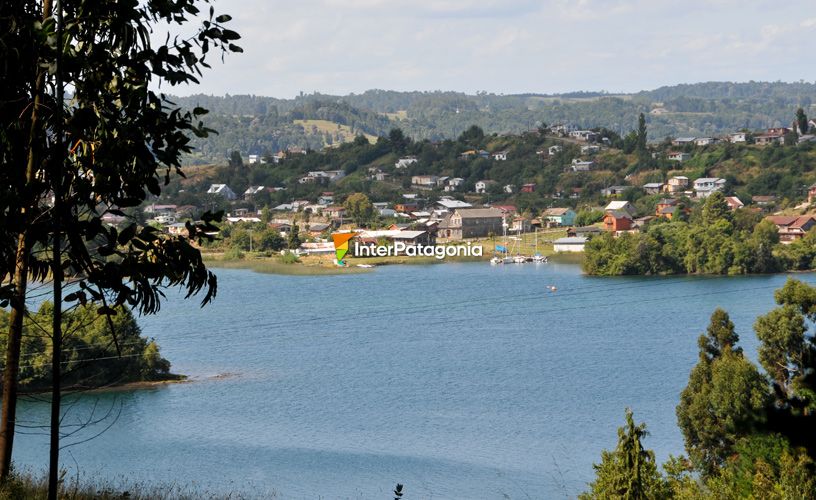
[48,1,64,496]
[0,0,54,482]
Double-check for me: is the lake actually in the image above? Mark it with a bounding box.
[11,263,816,499]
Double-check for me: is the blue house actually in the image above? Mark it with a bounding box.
[542,208,577,227]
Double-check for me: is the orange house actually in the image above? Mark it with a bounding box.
[603,211,634,232]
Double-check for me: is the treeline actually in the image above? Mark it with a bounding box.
[584,192,816,276]
[0,303,173,392]
[172,82,816,162]
[581,279,816,498]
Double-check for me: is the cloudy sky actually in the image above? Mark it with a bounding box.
[177,0,816,97]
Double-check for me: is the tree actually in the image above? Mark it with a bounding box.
[259,229,285,252]
[636,113,647,153]
[288,224,301,250]
[344,192,375,227]
[580,409,669,499]
[676,309,769,475]
[796,107,809,135]
[0,0,240,493]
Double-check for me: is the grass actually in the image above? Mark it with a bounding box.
[293,119,377,145]
[466,228,569,257]
[382,110,408,120]
[204,253,370,275]
[0,472,265,500]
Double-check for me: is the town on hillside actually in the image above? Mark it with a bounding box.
[126,115,816,261]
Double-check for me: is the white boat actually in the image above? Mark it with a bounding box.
[513,255,528,264]
[356,264,375,268]
[490,256,503,265]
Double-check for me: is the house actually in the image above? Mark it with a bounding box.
[553,236,588,253]
[437,208,504,240]
[601,185,628,197]
[492,205,517,216]
[605,200,637,217]
[510,216,531,233]
[671,137,696,146]
[570,187,583,199]
[492,150,509,161]
[436,176,450,188]
[643,182,664,195]
[569,130,599,142]
[727,132,748,143]
[323,206,347,220]
[570,159,594,172]
[667,152,692,162]
[458,149,490,160]
[520,183,536,193]
[475,180,497,194]
[503,184,515,194]
[751,195,777,207]
[695,137,718,146]
[395,156,418,169]
[444,177,466,192]
[808,183,816,204]
[655,198,679,218]
[144,204,178,217]
[542,208,577,227]
[581,145,601,155]
[318,193,334,205]
[411,175,439,188]
[207,184,237,200]
[603,211,634,233]
[298,170,346,184]
[167,222,187,236]
[755,129,787,146]
[436,199,473,212]
[693,178,726,198]
[724,196,744,210]
[766,215,816,244]
[666,176,689,193]
[243,186,265,200]
[394,202,419,213]
[548,145,563,156]
[307,223,331,236]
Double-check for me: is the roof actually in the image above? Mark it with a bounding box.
[544,208,573,216]
[455,208,504,219]
[606,210,633,220]
[694,177,725,184]
[575,226,603,234]
[790,215,816,229]
[643,183,664,188]
[658,198,678,205]
[605,201,633,211]
[765,216,799,226]
[659,206,679,214]
[554,237,588,244]
[437,199,473,209]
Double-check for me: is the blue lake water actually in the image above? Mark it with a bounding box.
[11,263,816,499]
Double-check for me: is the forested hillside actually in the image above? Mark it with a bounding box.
[174,82,816,163]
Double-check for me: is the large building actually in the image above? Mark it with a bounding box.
[437,208,504,240]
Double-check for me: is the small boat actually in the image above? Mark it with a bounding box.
[356,264,375,268]
[513,255,528,264]
[490,256,503,265]
[533,254,548,263]
[547,285,558,292]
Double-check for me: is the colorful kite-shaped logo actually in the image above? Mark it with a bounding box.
[331,233,356,265]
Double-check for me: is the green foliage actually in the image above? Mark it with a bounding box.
[584,194,788,276]
[0,304,172,392]
[676,309,769,475]
[575,209,604,227]
[344,192,375,227]
[580,409,670,500]
[287,224,301,250]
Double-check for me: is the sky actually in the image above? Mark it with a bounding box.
[173,0,816,98]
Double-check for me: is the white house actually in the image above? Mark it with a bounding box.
[395,156,418,169]
[548,145,562,156]
[243,186,265,199]
[666,176,689,193]
[444,177,466,192]
[553,236,588,253]
[581,145,601,155]
[570,159,594,172]
[693,178,727,198]
[671,137,696,146]
[475,180,497,194]
[436,199,472,212]
[207,184,237,200]
[695,137,718,146]
[248,154,260,164]
[411,175,439,188]
[727,132,748,143]
[492,150,509,161]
